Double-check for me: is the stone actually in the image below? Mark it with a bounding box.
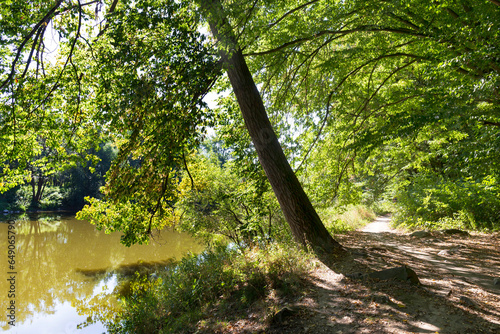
[459,296,475,306]
[345,272,365,279]
[270,306,297,325]
[437,248,460,256]
[409,230,431,238]
[439,228,470,236]
[367,266,421,285]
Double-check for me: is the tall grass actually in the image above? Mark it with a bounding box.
[319,204,377,234]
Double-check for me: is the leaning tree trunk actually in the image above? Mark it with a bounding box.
[202,0,343,254]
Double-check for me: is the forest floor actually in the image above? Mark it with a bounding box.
[196,216,500,334]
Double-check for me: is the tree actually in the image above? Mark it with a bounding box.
[2,0,499,249]
[232,0,499,219]
[1,0,344,253]
[200,0,343,253]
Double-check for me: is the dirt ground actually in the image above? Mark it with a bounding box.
[197,217,500,334]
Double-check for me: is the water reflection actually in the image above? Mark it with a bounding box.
[0,214,203,333]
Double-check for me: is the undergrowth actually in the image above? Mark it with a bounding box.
[320,204,377,234]
[94,244,316,333]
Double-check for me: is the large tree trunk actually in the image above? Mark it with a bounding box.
[203,0,343,254]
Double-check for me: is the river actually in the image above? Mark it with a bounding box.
[0,213,204,334]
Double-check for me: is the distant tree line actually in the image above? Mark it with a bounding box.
[0,142,116,212]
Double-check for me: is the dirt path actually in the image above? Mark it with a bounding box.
[361,215,393,233]
[265,217,500,334]
[196,217,500,334]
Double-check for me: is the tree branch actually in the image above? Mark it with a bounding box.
[183,151,196,190]
[54,0,101,15]
[236,0,259,43]
[29,0,83,118]
[482,120,500,127]
[20,25,44,79]
[488,0,500,7]
[294,55,424,173]
[96,0,120,37]
[0,0,63,89]
[445,7,460,19]
[244,26,426,56]
[268,0,320,30]
[386,12,420,30]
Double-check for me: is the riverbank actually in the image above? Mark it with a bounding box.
[160,217,500,334]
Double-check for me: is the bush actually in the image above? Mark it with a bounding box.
[0,185,32,212]
[96,244,315,334]
[319,204,377,234]
[39,186,66,210]
[176,154,292,247]
[394,174,500,230]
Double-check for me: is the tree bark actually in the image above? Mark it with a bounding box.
[202,0,343,254]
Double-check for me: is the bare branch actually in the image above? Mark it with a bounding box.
[21,25,44,79]
[35,24,47,79]
[109,0,120,13]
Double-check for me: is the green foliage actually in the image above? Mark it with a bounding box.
[237,0,500,230]
[38,186,65,210]
[0,141,116,212]
[319,204,377,234]
[97,244,314,334]
[2,0,500,245]
[65,0,222,246]
[0,185,30,211]
[176,151,291,247]
[394,174,500,230]
[61,142,117,210]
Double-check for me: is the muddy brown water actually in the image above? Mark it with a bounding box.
[0,214,203,333]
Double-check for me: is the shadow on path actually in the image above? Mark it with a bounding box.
[279,216,500,334]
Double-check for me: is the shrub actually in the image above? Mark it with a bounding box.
[319,204,377,234]
[97,244,315,333]
[394,174,500,230]
[39,186,66,210]
[176,155,292,247]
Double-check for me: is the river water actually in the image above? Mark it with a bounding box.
[0,214,203,334]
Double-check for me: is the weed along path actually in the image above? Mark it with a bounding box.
[262,216,500,334]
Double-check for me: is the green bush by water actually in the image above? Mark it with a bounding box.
[100,244,315,334]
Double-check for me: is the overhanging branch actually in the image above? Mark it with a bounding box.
[244,26,426,57]
[0,0,63,89]
[482,120,500,127]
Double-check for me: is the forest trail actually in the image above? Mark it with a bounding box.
[361,215,393,233]
[200,217,500,334]
[263,217,500,334]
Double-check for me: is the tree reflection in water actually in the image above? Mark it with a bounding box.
[0,214,202,333]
